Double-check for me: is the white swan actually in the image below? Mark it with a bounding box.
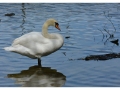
[4,18,64,66]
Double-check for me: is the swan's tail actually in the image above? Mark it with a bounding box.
[4,45,26,52]
[4,46,15,51]
[3,45,39,59]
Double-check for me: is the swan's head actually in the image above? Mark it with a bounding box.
[46,18,61,30]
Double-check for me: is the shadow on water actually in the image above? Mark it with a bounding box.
[7,65,66,87]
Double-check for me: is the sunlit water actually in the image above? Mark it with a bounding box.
[0,3,120,87]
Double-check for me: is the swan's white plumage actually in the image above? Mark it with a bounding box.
[4,18,64,59]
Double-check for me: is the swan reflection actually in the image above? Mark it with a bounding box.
[7,65,66,87]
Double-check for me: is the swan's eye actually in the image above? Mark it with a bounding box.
[55,22,59,26]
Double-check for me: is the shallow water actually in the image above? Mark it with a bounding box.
[0,3,120,87]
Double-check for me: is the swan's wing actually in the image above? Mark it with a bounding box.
[9,32,63,58]
[12,32,48,45]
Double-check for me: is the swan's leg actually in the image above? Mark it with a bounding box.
[38,58,41,66]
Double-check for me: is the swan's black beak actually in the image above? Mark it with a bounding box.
[55,22,61,31]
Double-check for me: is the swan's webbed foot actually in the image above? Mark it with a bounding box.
[38,58,42,67]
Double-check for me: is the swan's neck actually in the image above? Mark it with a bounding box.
[42,23,51,38]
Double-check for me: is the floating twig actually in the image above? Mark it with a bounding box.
[5,13,15,16]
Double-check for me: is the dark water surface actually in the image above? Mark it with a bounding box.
[0,3,120,87]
